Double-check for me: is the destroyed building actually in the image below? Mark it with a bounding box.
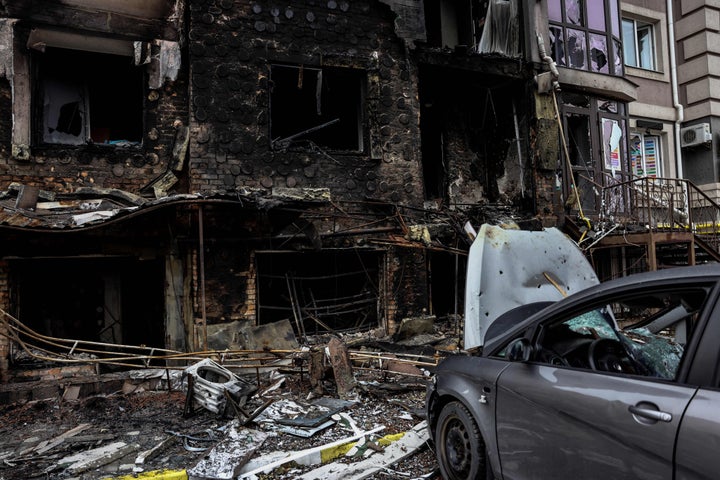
[0,0,718,382]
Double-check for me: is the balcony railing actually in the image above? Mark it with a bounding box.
[600,175,720,249]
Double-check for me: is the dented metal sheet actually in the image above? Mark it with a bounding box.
[185,358,252,415]
[464,225,599,349]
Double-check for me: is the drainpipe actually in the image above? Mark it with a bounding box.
[667,0,689,223]
[667,1,684,180]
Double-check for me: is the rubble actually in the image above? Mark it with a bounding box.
[0,320,456,479]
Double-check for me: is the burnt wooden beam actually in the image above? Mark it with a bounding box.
[5,1,179,41]
[415,49,531,79]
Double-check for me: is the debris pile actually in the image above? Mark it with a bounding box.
[0,316,459,479]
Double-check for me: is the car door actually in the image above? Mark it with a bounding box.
[675,389,720,480]
[674,296,720,480]
[495,363,695,480]
[491,283,712,480]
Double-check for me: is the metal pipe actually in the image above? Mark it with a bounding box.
[198,205,208,351]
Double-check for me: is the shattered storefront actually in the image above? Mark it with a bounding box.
[0,186,451,381]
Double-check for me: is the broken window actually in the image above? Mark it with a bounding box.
[534,286,710,380]
[36,47,144,146]
[270,65,364,151]
[561,92,628,214]
[424,0,486,51]
[630,133,661,178]
[548,0,622,75]
[255,251,380,334]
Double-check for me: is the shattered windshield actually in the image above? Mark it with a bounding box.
[536,287,707,380]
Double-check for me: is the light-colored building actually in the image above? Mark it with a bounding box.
[544,0,720,278]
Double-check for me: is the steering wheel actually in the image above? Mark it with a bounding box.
[588,338,627,372]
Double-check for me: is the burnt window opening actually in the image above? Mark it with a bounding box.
[9,257,165,359]
[270,65,364,152]
[256,251,380,335]
[35,47,144,146]
[424,0,487,50]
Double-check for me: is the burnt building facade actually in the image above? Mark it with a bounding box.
[0,0,565,379]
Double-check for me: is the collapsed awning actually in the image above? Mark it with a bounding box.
[0,186,332,232]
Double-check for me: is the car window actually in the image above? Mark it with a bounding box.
[533,288,709,380]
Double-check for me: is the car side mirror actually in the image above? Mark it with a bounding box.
[506,338,533,362]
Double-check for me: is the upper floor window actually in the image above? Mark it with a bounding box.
[270,64,365,152]
[622,19,655,70]
[36,47,144,146]
[548,0,623,76]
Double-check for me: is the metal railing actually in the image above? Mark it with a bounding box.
[600,175,720,249]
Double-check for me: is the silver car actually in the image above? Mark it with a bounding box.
[427,264,720,480]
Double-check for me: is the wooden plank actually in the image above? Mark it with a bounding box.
[327,337,355,399]
[33,423,92,455]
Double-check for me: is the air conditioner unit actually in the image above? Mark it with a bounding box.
[680,123,712,148]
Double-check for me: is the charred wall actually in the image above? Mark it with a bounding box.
[0,79,9,160]
[186,1,424,206]
[0,11,189,196]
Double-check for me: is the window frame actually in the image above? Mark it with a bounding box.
[622,17,656,71]
[560,92,630,215]
[630,132,662,178]
[32,46,146,148]
[548,0,623,76]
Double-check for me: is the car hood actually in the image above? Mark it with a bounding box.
[464,225,599,349]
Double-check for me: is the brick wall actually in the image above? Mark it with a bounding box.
[0,32,190,195]
[186,1,424,208]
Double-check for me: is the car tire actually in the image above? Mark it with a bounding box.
[435,400,491,480]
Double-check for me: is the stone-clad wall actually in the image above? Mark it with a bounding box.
[0,26,189,195]
[187,0,425,208]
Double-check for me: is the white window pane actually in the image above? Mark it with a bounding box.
[622,19,637,67]
[637,25,655,70]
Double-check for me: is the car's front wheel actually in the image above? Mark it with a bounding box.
[435,401,490,480]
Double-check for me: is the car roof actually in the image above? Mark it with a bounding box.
[481,263,720,356]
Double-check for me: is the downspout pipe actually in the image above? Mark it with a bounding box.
[667,0,684,180]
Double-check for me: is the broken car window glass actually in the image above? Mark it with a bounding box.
[270,65,364,151]
[38,47,143,146]
[536,288,708,380]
